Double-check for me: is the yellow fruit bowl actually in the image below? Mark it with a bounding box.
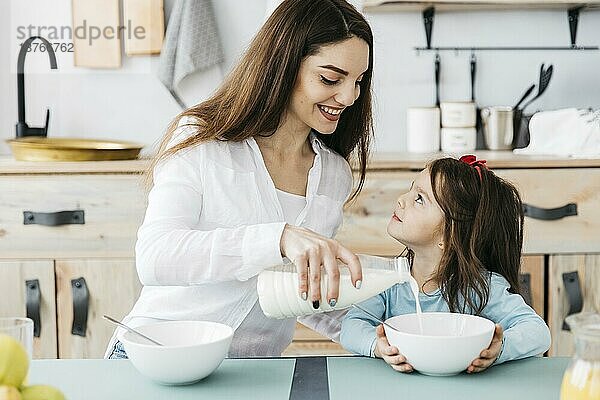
[6,137,143,162]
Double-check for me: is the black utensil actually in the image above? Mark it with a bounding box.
[471,53,485,149]
[513,84,536,110]
[470,53,476,102]
[512,64,554,149]
[521,64,553,113]
[434,53,441,106]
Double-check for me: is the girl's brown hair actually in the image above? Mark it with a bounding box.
[427,158,524,315]
[149,0,374,200]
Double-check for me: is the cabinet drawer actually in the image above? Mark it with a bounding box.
[337,168,600,255]
[0,175,146,258]
[496,169,600,254]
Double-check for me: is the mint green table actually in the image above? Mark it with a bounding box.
[29,356,569,400]
[328,357,569,400]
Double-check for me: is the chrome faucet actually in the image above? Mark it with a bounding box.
[16,36,58,138]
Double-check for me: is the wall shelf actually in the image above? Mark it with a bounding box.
[363,1,600,51]
[363,0,600,12]
[413,45,599,51]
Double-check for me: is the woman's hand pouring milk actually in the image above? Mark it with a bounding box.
[279,224,363,309]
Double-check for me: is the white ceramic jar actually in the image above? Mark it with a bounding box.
[441,127,477,152]
[440,102,477,128]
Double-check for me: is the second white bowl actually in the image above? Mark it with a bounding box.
[384,312,495,376]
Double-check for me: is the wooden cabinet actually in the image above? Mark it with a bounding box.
[0,258,141,359]
[1,154,598,359]
[0,159,146,359]
[520,256,545,319]
[548,254,600,356]
[0,260,57,358]
[55,259,142,358]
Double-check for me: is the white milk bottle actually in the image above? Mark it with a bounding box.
[257,254,411,319]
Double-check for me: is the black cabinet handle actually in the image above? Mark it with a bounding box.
[23,210,85,226]
[522,203,577,221]
[25,279,41,337]
[71,277,89,337]
[519,273,532,308]
[562,271,583,331]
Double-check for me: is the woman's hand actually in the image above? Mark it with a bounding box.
[374,324,413,373]
[279,224,362,308]
[467,324,503,373]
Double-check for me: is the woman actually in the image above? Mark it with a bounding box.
[106,0,374,358]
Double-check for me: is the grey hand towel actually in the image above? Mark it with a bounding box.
[157,0,224,109]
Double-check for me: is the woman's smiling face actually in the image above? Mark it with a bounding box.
[387,169,445,248]
[286,36,369,134]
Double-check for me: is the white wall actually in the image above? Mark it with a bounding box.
[1,0,268,155]
[2,1,600,155]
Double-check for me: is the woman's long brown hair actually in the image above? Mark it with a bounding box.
[428,158,524,315]
[148,0,374,200]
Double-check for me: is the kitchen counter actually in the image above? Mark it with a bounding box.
[1,151,599,174]
[29,356,569,400]
[365,151,600,170]
[0,157,149,174]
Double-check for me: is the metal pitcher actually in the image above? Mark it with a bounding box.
[481,106,514,150]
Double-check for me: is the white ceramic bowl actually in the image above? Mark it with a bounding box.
[384,312,495,376]
[120,320,234,385]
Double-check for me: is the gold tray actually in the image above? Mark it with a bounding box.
[6,137,144,161]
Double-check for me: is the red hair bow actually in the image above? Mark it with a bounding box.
[459,154,487,180]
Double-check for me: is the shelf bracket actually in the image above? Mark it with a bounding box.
[568,6,583,48]
[423,7,435,49]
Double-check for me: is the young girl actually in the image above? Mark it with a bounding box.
[340,155,551,373]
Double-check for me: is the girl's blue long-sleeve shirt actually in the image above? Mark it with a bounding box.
[340,272,551,365]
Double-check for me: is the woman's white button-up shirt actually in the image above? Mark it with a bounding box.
[105,121,354,357]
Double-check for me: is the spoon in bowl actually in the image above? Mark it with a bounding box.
[351,303,402,333]
[103,315,164,346]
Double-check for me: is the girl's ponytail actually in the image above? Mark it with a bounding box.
[429,157,524,315]
[472,167,523,296]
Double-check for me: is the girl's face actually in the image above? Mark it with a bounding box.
[387,169,445,248]
[286,36,369,134]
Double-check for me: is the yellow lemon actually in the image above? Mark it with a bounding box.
[20,385,65,400]
[0,335,29,388]
[0,385,22,400]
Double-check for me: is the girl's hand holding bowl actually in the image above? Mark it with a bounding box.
[467,324,503,373]
[374,324,414,373]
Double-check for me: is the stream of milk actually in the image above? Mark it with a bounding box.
[407,275,424,334]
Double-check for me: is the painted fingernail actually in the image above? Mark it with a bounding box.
[329,298,337,307]
[301,292,307,301]
[355,280,362,289]
[312,300,320,309]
